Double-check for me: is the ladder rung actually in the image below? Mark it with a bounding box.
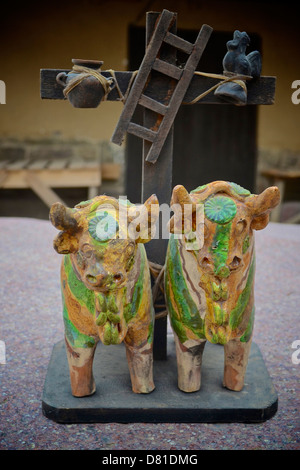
[152,58,183,80]
[111,9,176,146]
[128,122,157,142]
[164,32,194,54]
[139,94,168,115]
[146,24,213,164]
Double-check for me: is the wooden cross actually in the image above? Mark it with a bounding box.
[40,10,276,360]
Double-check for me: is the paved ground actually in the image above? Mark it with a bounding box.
[0,217,299,450]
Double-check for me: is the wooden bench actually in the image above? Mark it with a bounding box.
[261,168,300,223]
[0,157,121,208]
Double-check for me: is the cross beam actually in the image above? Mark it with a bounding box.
[41,69,276,105]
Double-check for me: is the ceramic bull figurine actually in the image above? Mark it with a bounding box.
[50,194,159,396]
[165,181,280,392]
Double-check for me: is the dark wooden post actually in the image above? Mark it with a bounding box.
[142,12,177,360]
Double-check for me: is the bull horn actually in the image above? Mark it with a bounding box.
[49,202,78,232]
[128,194,159,223]
[246,186,280,216]
[171,185,193,208]
[144,194,159,222]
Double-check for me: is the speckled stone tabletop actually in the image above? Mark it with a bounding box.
[0,217,299,450]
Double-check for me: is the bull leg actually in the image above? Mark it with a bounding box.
[223,337,252,391]
[65,336,97,397]
[174,334,206,392]
[125,341,155,394]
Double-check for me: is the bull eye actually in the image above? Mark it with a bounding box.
[242,235,250,254]
[126,243,135,256]
[80,244,93,258]
[126,244,135,271]
[236,219,247,234]
[88,212,119,242]
[77,251,86,267]
[203,222,210,239]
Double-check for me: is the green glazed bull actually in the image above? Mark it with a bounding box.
[50,194,158,396]
[165,181,280,392]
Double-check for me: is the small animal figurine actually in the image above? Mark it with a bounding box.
[215,30,262,105]
[165,181,280,392]
[50,194,159,396]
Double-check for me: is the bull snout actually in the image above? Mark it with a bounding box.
[85,267,124,290]
[200,255,243,279]
[86,272,107,287]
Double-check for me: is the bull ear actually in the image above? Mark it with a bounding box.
[50,202,78,232]
[247,186,280,230]
[53,231,79,254]
[144,194,159,223]
[50,202,79,254]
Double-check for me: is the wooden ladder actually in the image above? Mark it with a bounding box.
[111,9,213,164]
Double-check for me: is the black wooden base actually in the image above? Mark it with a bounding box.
[42,338,278,424]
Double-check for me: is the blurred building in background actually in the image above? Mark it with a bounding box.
[0,0,299,220]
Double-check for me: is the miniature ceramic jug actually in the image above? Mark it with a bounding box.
[56,59,115,108]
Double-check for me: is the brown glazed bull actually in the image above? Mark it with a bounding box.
[50,194,158,396]
[164,181,280,392]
